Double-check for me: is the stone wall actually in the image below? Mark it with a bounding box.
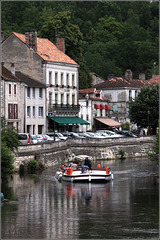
[14,136,155,171]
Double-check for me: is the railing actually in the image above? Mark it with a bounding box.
[48,104,80,115]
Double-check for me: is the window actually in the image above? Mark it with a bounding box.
[129,90,132,101]
[49,71,52,85]
[8,104,18,119]
[27,106,31,117]
[27,87,31,98]
[49,92,52,110]
[14,84,16,95]
[55,72,58,85]
[135,90,137,98]
[86,114,89,121]
[39,88,43,98]
[61,94,64,104]
[66,73,69,86]
[72,74,75,86]
[66,94,69,105]
[33,106,35,117]
[55,93,58,104]
[61,73,64,85]
[32,88,35,98]
[72,94,75,104]
[9,84,11,94]
[39,107,43,117]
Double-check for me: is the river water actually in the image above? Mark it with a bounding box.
[1,158,159,239]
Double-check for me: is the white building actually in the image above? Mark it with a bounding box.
[2,31,89,132]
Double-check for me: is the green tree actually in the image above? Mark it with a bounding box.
[148,133,159,164]
[40,10,92,89]
[129,84,159,134]
[1,120,20,175]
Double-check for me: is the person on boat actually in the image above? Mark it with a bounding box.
[84,157,92,169]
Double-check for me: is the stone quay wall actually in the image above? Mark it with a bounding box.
[14,136,155,171]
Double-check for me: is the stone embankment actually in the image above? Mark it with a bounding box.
[14,136,155,171]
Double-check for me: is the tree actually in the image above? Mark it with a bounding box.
[148,132,159,165]
[1,120,20,175]
[129,84,159,134]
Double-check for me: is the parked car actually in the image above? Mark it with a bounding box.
[97,130,124,138]
[43,132,63,141]
[18,133,31,144]
[31,135,38,144]
[117,130,137,138]
[36,134,47,143]
[62,132,85,139]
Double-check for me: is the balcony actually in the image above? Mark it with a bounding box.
[48,104,80,115]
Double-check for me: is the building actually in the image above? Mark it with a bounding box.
[93,69,155,123]
[15,71,46,135]
[2,31,89,132]
[78,88,120,131]
[1,64,23,131]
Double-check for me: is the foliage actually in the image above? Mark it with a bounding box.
[121,122,130,131]
[148,133,159,164]
[1,120,20,175]
[1,1,159,87]
[1,142,14,175]
[27,160,39,174]
[118,150,125,160]
[129,84,159,134]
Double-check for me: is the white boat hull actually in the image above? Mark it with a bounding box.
[62,169,113,182]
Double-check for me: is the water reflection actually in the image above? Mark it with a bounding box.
[1,158,159,239]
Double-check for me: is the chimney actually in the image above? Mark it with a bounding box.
[139,73,145,80]
[125,69,132,81]
[56,37,65,53]
[1,30,4,42]
[107,74,116,80]
[25,30,37,51]
[10,63,15,75]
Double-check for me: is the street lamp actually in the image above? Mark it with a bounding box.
[53,110,56,141]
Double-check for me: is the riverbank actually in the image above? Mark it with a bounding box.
[14,136,155,172]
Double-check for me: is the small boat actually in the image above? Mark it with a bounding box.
[62,165,113,182]
[56,162,113,183]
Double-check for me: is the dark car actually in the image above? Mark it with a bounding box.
[62,132,85,139]
[117,130,137,138]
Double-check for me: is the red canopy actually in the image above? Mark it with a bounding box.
[94,104,100,109]
[100,104,105,109]
[105,105,111,110]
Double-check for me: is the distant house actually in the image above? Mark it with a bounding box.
[78,88,119,131]
[1,64,23,131]
[15,71,46,135]
[93,69,155,123]
[2,31,88,132]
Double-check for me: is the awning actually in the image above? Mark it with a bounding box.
[105,105,111,110]
[100,104,105,109]
[94,104,100,109]
[48,116,89,125]
[95,118,121,127]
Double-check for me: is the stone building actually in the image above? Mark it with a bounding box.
[2,31,88,132]
[93,69,155,123]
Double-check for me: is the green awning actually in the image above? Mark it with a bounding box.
[48,116,89,125]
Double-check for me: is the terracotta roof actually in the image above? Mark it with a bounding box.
[15,71,46,88]
[79,88,96,94]
[1,65,20,82]
[93,77,155,89]
[148,75,159,84]
[10,32,78,65]
[89,96,109,101]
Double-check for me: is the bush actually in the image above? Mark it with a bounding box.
[28,160,39,173]
[118,149,125,159]
[121,122,130,131]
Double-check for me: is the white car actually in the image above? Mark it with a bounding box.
[97,130,124,138]
[31,135,38,144]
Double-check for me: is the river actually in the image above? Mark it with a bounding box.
[1,157,159,239]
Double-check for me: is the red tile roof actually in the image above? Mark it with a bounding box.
[10,32,78,65]
[148,75,159,84]
[93,77,157,89]
[79,88,96,94]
